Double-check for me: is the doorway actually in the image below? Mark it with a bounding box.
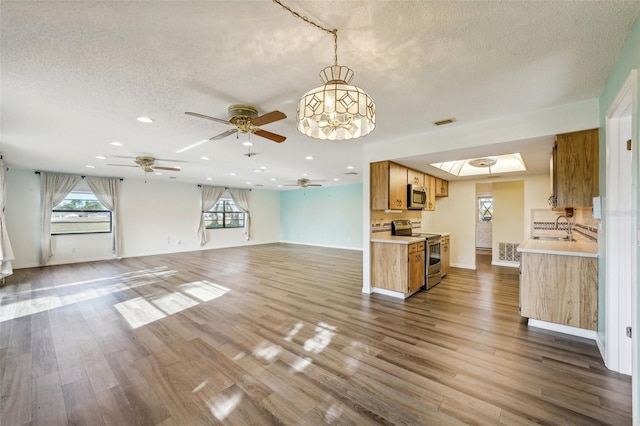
[476,185,493,258]
[604,69,636,376]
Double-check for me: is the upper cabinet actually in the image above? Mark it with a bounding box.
[435,178,448,197]
[424,175,436,211]
[371,161,407,210]
[371,160,448,211]
[407,169,424,187]
[551,128,599,208]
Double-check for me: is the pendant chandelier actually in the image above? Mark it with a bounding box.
[274,1,376,140]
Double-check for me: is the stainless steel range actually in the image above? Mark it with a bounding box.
[391,220,442,290]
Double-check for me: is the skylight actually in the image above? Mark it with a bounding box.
[430,153,527,177]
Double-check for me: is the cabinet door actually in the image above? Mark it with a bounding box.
[409,247,425,293]
[389,162,408,209]
[435,178,448,197]
[555,129,599,207]
[424,175,436,211]
[441,237,450,276]
[407,169,424,187]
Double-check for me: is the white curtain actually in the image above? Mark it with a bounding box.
[40,173,81,265]
[198,185,225,246]
[0,159,14,278]
[229,188,251,241]
[86,177,122,258]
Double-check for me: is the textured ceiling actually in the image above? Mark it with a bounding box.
[2,1,638,188]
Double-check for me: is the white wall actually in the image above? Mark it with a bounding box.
[6,168,281,268]
[492,181,525,264]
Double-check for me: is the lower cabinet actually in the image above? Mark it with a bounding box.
[520,252,597,330]
[441,235,450,277]
[371,241,425,294]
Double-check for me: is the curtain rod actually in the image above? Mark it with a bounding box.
[196,185,251,191]
[34,171,123,181]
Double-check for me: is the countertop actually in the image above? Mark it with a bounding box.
[517,236,598,258]
[370,231,450,244]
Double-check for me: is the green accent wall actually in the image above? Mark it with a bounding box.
[279,184,363,249]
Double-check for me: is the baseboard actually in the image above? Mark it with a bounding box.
[528,319,598,340]
[491,260,519,268]
[370,287,412,299]
[595,332,606,364]
[451,262,476,270]
[279,241,363,251]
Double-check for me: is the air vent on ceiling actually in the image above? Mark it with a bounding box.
[344,172,359,175]
[243,152,258,157]
[433,118,456,126]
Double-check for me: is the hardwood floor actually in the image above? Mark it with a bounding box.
[0,243,631,425]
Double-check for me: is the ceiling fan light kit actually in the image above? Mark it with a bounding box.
[274,0,375,141]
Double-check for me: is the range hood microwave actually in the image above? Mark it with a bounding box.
[407,184,427,209]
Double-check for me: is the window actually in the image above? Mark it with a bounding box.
[204,198,245,229]
[52,190,112,235]
[478,197,493,223]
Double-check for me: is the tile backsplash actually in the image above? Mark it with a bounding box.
[371,210,421,233]
[531,208,598,241]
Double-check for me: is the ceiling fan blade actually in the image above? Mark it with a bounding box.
[153,166,181,172]
[307,184,322,186]
[254,129,286,143]
[176,140,208,153]
[106,163,138,167]
[185,111,230,125]
[210,128,238,140]
[152,157,188,163]
[251,110,286,127]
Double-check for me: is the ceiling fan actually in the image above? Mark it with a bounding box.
[284,178,325,188]
[107,156,182,173]
[178,104,287,153]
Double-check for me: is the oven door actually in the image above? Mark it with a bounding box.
[427,239,441,275]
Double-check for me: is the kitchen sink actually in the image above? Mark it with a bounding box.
[531,236,576,242]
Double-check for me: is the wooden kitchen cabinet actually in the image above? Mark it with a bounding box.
[520,252,597,330]
[371,241,425,294]
[407,169,424,187]
[441,235,450,277]
[551,128,599,208]
[371,161,408,210]
[435,178,448,197]
[424,175,436,211]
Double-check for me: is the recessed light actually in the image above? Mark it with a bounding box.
[206,177,212,181]
[85,165,95,168]
[302,173,308,177]
[305,156,314,160]
[110,141,123,146]
[242,141,253,147]
[201,156,209,160]
[246,181,252,185]
[346,166,354,170]
[230,172,236,176]
[277,184,283,188]
[270,178,276,181]
[95,155,106,160]
[253,169,262,173]
[137,116,154,123]
[155,172,162,176]
[260,166,267,170]
[333,178,339,181]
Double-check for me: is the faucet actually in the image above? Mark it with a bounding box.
[555,215,573,241]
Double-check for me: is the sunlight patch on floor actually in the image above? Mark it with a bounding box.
[207,390,243,421]
[179,281,230,302]
[252,341,281,362]
[304,322,335,354]
[284,322,303,342]
[114,297,167,329]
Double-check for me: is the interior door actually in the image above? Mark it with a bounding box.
[476,196,493,249]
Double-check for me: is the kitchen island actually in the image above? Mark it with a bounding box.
[517,236,598,333]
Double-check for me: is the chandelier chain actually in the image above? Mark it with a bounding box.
[273,0,338,66]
